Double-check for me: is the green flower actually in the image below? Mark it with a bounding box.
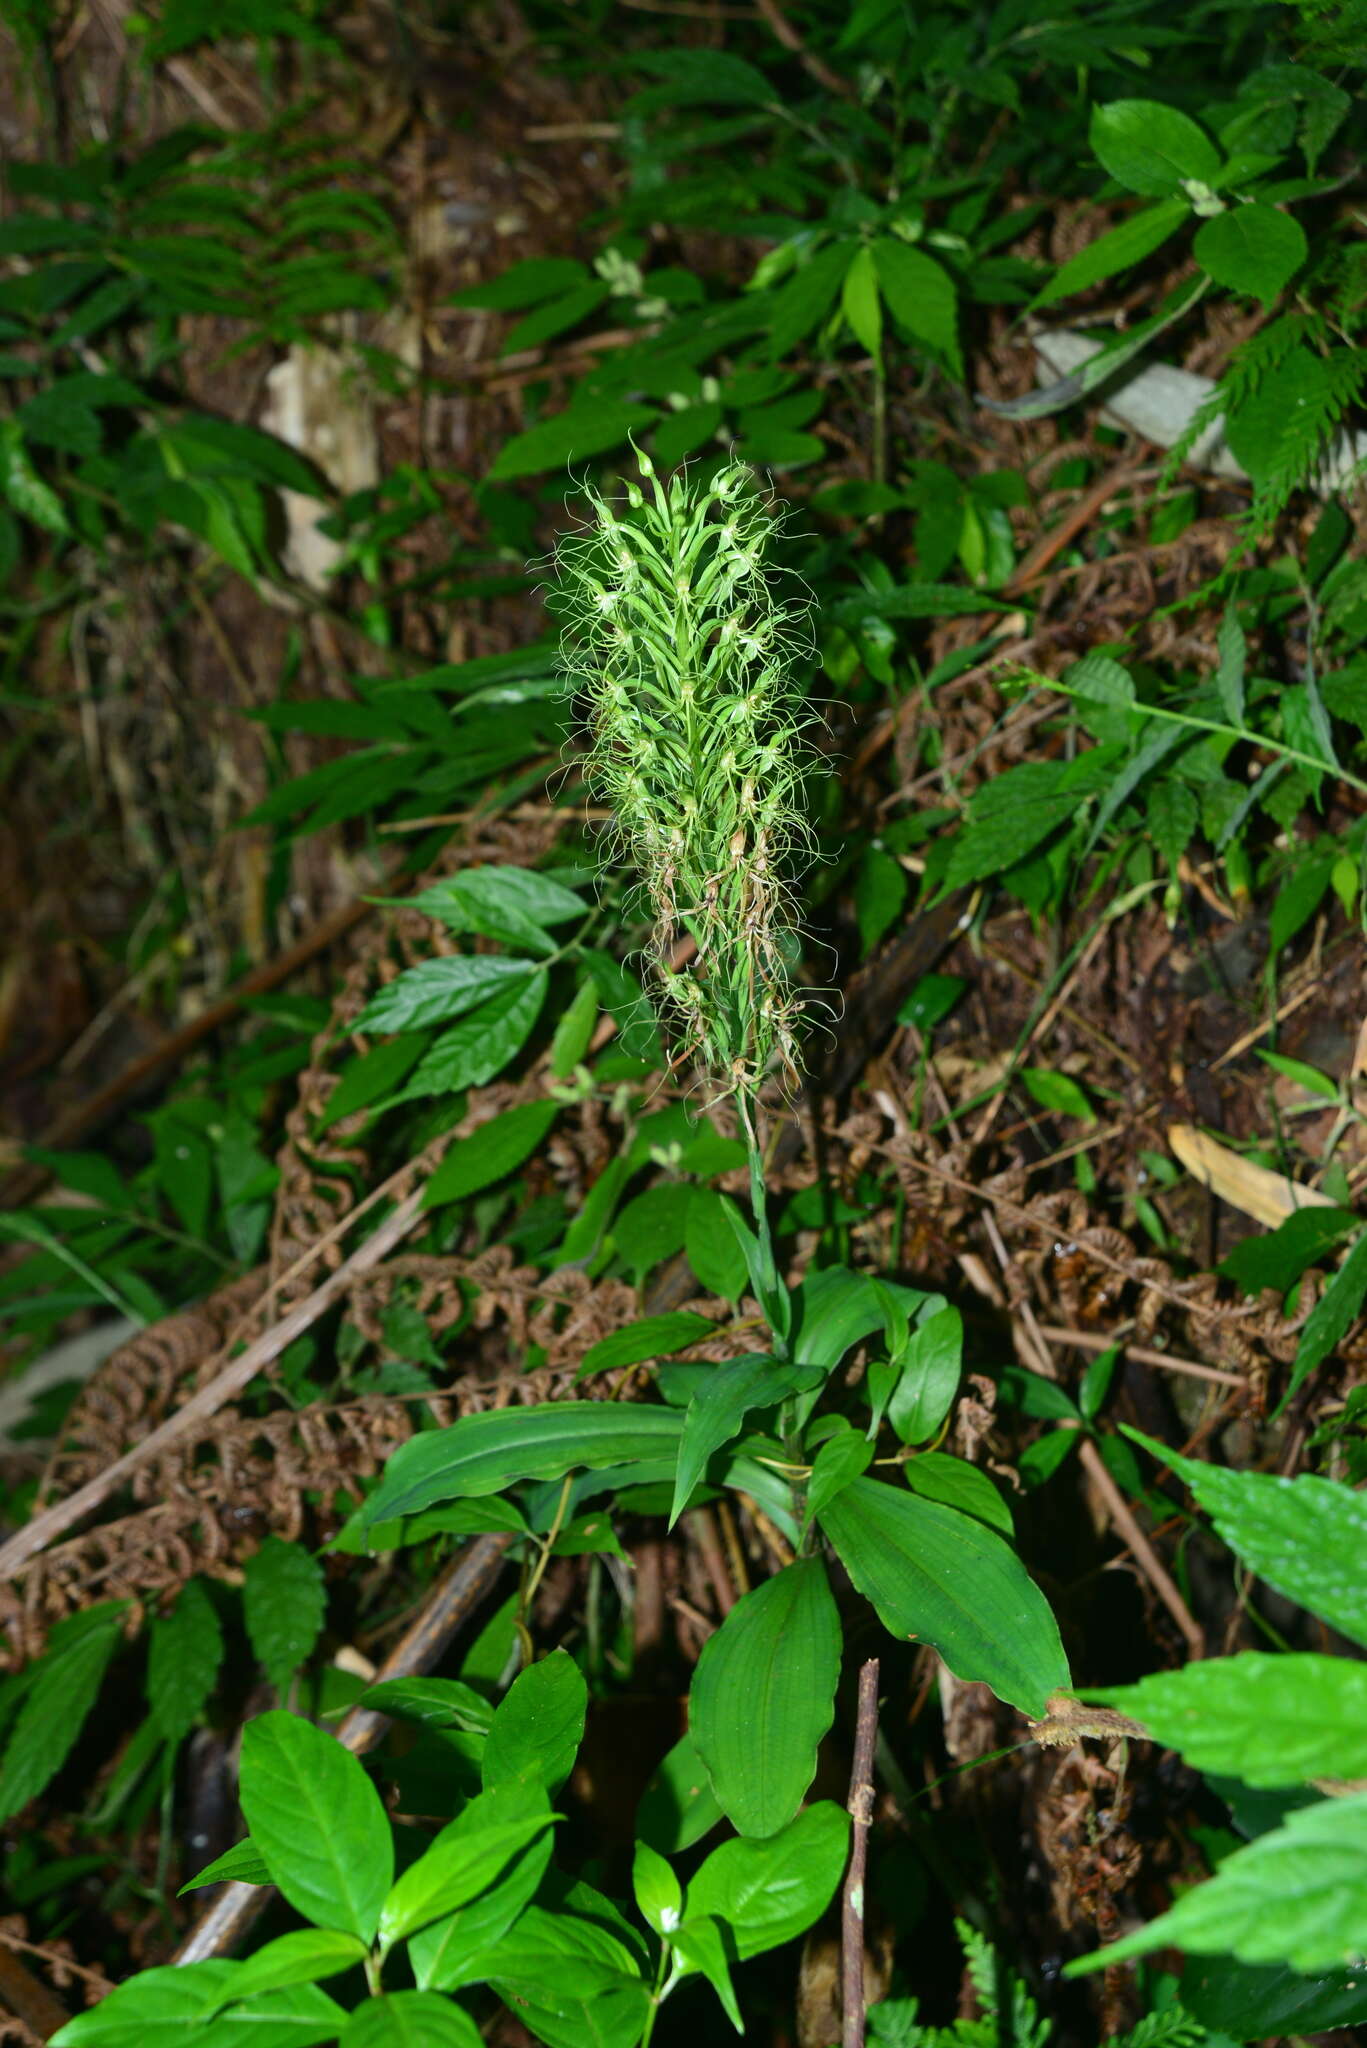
[557,454,812,1100]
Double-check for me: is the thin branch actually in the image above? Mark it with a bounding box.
[0,1170,431,1581]
[842,1656,880,2048]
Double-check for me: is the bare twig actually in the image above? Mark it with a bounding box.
[842,1657,880,2048]
[173,1533,515,1964]
[0,1171,431,1581]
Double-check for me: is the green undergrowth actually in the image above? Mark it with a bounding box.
[1,1,1366,2043]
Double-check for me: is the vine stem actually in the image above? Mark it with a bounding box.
[842,1657,881,2048]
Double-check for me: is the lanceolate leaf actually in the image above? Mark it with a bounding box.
[355,956,537,1035]
[243,1538,326,1698]
[222,1930,368,2006]
[0,1602,128,1824]
[1126,1428,1367,1647]
[377,1784,556,1951]
[422,1100,560,1208]
[180,1839,273,1894]
[239,1712,393,1942]
[669,1355,822,1527]
[1091,1653,1367,1788]
[690,1558,841,1839]
[147,1580,223,1746]
[1067,1792,1367,1976]
[360,1403,685,1528]
[819,1478,1069,1716]
[1285,1228,1367,1406]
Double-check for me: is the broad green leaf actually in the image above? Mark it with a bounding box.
[841,244,882,358]
[1195,204,1307,307]
[767,241,852,360]
[479,1904,651,2047]
[577,1311,716,1382]
[1125,1429,1367,1647]
[503,281,611,355]
[50,1963,245,2046]
[686,1802,850,1960]
[1067,1792,1367,1976]
[1257,1050,1340,1102]
[338,1994,482,2048]
[672,1915,743,2033]
[488,402,658,482]
[482,1650,586,1797]
[243,1537,326,1697]
[1034,196,1191,307]
[320,1036,427,1128]
[356,1678,494,1734]
[0,1602,128,1823]
[221,1930,368,2005]
[670,1355,821,1527]
[1217,1206,1356,1296]
[691,1559,841,1839]
[942,751,1123,888]
[190,1981,346,2046]
[147,1580,223,1746]
[636,1729,726,1856]
[612,1181,693,1284]
[239,1712,393,1942]
[905,1452,1013,1537]
[871,239,961,377]
[1183,1949,1367,2037]
[354,956,536,1035]
[361,1403,684,1526]
[377,1783,555,1950]
[407,868,585,947]
[1091,1653,1367,1787]
[423,1100,560,1207]
[632,1841,682,1937]
[887,1304,961,1445]
[449,257,590,311]
[397,971,547,1101]
[1286,1229,1367,1405]
[408,1818,553,1990]
[820,1478,1069,1716]
[1090,98,1222,196]
[803,1427,874,1532]
[180,1838,272,1893]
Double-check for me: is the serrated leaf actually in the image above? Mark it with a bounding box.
[841,244,882,358]
[0,1603,128,1823]
[239,1712,393,1942]
[147,1580,223,1746]
[820,1477,1069,1716]
[1215,607,1247,724]
[355,956,537,1035]
[766,241,852,360]
[1091,1653,1367,1786]
[1195,204,1307,308]
[1126,1428,1367,1646]
[397,971,547,1101]
[871,239,961,377]
[691,1559,841,1839]
[1067,1792,1367,1976]
[243,1537,326,1697]
[448,257,591,312]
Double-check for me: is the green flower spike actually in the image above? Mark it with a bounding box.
[556,453,813,1118]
